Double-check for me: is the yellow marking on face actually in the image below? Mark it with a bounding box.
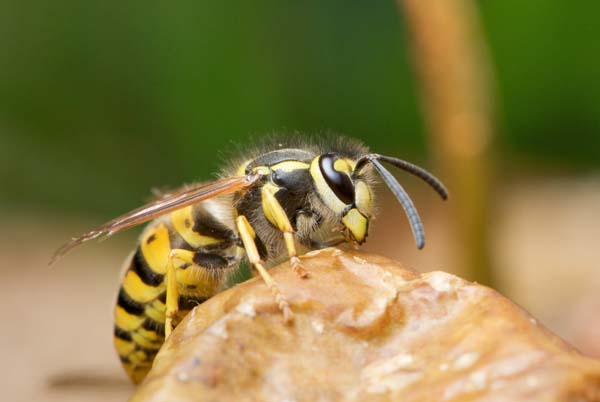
[144,303,165,324]
[346,158,357,170]
[333,158,351,174]
[115,306,145,330]
[140,224,170,274]
[114,338,136,355]
[342,208,369,244]
[355,180,373,217]
[310,157,347,214]
[130,331,161,350]
[270,160,310,172]
[122,270,165,303]
[171,206,223,248]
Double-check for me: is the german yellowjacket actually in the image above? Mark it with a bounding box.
[51,135,447,383]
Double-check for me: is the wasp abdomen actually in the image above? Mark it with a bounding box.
[113,202,240,383]
[113,222,168,383]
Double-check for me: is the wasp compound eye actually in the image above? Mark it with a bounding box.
[319,153,355,205]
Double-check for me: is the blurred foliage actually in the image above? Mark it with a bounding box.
[0,0,598,218]
[480,0,600,167]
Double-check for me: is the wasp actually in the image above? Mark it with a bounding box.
[51,136,447,383]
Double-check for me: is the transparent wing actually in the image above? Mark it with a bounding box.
[50,174,260,265]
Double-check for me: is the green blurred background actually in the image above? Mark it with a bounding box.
[1,1,599,400]
[1,1,598,217]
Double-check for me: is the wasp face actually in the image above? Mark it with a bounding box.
[310,153,373,244]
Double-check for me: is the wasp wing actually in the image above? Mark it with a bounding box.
[50,174,260,265]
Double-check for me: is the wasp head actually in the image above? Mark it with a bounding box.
[309,153,374,244]
[310,152,448,248]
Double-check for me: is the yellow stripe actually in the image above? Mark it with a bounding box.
[236,159,251,176]
[355,180,373,216]
[144,302,166,324]
[176,266,219,292]
[127,368,150,384]
[333,158,351,173]
[122,270,165,303]
[171,206,223,248]
[251,166,270,175]
[151,298,166,312]
[137,325,162,342]
[166,248,222,294]
[131,331,161,350]
[114,306,145,330]
[114,337,136,355]
[310,158,347,214]
[345,158,357,170]
[128,350,149,366]
[341,208,368,244]
[270,160,309,172]
[140,224,170,274]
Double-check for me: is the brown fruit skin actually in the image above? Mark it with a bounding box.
[130,248,600,402]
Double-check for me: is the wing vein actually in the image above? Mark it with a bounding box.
[50,174,259,265]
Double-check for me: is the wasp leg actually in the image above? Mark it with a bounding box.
[164,248,195,338]
[165,250,180,338]
[236,215,293,323]
[261,185,309,278]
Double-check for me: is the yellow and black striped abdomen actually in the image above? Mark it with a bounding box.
[113,203,240,383]
[113,223,169,383]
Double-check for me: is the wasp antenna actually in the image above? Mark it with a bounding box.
[374,154,448,200]
[357,154,448,201]
[368,157,425,249]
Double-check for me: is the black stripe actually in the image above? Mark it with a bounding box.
[131,249,164,286]
[169,222,235,253]
[117,288,145,315]
[191,205,235,240]
[169,230,196,251]
[158,291,167,303]
[135,343,161,353]
[143,318,165,336]
[255,235,269,260]
[179,295,208,311]
[145,233,157,244]
[192,252,228,270]
[120,354,152,367]
[136,329,164,346]
[114,326,133,341]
